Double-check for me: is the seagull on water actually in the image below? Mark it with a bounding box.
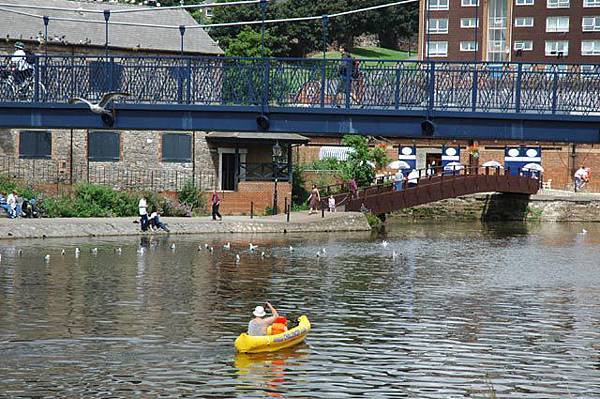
[61,249,65,256]
[137,247,145,255]
[75,248,80,257]
[91,248,98,255]
[392,251,398,260]
[249,243,258,251]
[235,254,241,263]
[223,242,231,250]
[261,251,266,258]
[289,245,294,252]
[582,229,588,235]
[204,243,209,250]
[115,247,122,254]
[44,254,50,262]
[69,92,130,118]
[170,243,176,251]
[18,249,23,257]
[208,246,214,252]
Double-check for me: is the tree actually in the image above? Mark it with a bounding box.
[225,27,272,57]
[340,135,389,186]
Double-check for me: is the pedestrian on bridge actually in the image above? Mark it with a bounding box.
[407,169,420,188]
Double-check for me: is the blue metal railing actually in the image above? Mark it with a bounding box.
[1,55,600,115]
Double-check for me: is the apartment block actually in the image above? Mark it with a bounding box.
[418,0,600,64]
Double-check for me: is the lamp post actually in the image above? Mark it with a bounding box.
[272,140,282,215]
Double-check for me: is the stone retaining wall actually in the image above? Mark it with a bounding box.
[391,192,600,222]
[0,212,370,240]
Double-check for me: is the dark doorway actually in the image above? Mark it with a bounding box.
[426,153,442,172]
[221,153,236,191]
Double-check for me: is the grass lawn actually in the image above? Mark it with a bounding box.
[310,46,415,61]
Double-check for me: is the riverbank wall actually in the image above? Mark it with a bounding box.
[391,190,600,222]
[0,212,371,240]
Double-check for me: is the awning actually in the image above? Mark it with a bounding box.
[319,146,354,161]
[206,132,309,144]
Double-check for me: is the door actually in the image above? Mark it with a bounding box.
[426,153,442,174]
[221,153,236,191]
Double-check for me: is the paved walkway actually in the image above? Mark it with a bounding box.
[0,211,371,240]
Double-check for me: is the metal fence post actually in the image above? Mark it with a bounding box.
[394,63,401,110]
[345,55,352,109]
[251,201,254,219]
[186,58,192,104]
[515,63,522,113]
[471,65,478,112]
[551,69,558,114]
[428,61,436,113]
[34,57,40,102]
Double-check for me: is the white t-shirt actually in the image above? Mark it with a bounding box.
[328,197,335,208]
[149,211,157,220]
[138,198,147,216]
[574,168,586,179]
[6,193,16,209]
[407,170,419,184]
[11,50,30,71]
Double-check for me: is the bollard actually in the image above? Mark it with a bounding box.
[321,206,325,218]
[250,201,254,219]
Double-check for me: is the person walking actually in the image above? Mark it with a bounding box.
[308,184,320,215]
[138,196,148,231]
[211,190,222,221]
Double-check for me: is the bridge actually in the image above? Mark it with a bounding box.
[1,55,600,143]
[321,166,540,215]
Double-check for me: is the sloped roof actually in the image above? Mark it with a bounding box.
[0,0,223,55]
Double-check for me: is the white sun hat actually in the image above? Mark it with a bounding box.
[253,306,266,317]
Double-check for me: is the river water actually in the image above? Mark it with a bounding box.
[0,222,598,398]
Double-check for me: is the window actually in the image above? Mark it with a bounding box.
[545,40,569,56]
[428,0,449,10]
[462,0,479,6]
[162,133,192,162]
[584,0,600,6]
[88,131,120,162]
[461,18,479,28]
[515,17,534,27]
[546,16,570,32]
[582,16,600,31]
[427,41,448,57]
[516,0,534,5]
[514,40,534,50]
[582,40,600,55]
[460,41,478,51]
[19,131,51,159]
[547,0,570,7]
[428,19,448,34]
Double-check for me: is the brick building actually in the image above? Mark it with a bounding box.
[417,0,600,64]
[0,0,301,214]
[297,137,600,193]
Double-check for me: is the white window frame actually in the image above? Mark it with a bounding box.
[428,0,449,10]
[547,0,570,8]
[582,40,600,55]
[515,17,534,27]
[545,40,569,56]
[428,18,449,34]
[462,0,479,6]
[514,40,533,51]
[584,0,600,6]
[461,18,479,28]
[427,41,448,57]
[460,41,478,51]
[546,16,570,32]
[515,0,534,5]
[582,16,600,31]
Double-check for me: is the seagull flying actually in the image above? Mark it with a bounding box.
[249,243,258,251]
[69,92,130,117]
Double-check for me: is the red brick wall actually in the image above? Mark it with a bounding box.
[208,182,292,215]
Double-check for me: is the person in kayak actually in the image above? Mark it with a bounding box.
[248,302,279,336]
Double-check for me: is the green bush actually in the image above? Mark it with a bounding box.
[0,175,39,200]
[177,180,207,215]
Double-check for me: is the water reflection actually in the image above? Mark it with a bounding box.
[0,223,598,397]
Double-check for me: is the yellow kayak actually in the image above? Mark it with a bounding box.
[235,315,311,353]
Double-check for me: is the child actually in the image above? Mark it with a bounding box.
[328,195,336,212]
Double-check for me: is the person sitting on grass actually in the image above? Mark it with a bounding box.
[247,302,279,336]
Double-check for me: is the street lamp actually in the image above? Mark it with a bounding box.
[272,140,282,215]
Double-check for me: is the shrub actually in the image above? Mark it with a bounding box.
[0,175,39,200]
[177,180,206,215]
